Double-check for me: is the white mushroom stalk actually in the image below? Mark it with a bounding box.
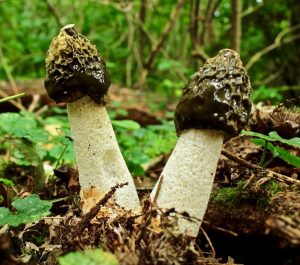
[44,24,140,214]
[151,49,252,237]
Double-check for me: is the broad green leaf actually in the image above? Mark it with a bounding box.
[0,178,14,187]
[112,120,140,130]
[252,139,300,167]
[268,131,300,148]
[0,195,52,227]
[242,130,300,148]
[58,249,119,265]
[273,146,300,167]
[0,113,48,143]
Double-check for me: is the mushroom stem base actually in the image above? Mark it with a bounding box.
[67,96,140,214]
[150,129,224,237]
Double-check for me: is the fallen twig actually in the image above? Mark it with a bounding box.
[76,182,129,236]
[221,149,300,185]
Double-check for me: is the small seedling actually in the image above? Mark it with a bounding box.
[242,130,300,168]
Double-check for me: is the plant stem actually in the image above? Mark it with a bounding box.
[259,140,268,167]
[0,92,26,103]
[263,155,276,168]
[54,143,69,170]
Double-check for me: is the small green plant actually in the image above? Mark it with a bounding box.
[0,194,53,227]
[242,130,300,168]
[58,249,118,265]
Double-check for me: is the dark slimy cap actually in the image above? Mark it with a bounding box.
[175,49,252,135]
[44,24,111,104]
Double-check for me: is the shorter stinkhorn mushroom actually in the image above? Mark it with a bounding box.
[151,49,252,236]
[44,24,140,213]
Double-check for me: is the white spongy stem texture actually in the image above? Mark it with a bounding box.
[150,129,224,237]
[67,96,140,214]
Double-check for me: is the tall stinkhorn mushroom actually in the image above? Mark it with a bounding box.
[44,24,140,213]
[151,49,252,236]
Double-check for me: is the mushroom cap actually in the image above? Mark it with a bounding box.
[175,49,252,135]
[44,24,111,104]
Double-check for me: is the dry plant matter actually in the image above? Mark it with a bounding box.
[35,184,236,265]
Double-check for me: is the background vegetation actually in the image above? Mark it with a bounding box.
[0,0,299,102]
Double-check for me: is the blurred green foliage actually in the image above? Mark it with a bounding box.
[0,108,176,178]
[59,249,118,265]
[0,1,299,100]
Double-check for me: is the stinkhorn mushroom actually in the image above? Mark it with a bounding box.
[150,49,252,236]
[44,24,140,213]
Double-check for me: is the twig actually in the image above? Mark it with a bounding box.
[241,1,264,18]
[138,0,186,87]
[221,149,300,185]
[76,182,129,236]
[0,92,26,103]
[124,9,135,87]
[145,0,186,69]
[133,12,188,83]
[44,0,63,28]
[0,90,25,110]
[246,24,300,70]
[210,225,238,237]
[230,0,242,53]
[152,175,164,205]
[199,226,216,258]
[0,47,24,109]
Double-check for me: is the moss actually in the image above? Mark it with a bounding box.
[212,180,282,208]
[212,181,246,206]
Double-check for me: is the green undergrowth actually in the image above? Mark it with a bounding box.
[0,106,176,184]
[58,249,118,265]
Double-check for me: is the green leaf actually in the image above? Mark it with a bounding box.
[252,139,300,167]
[0,195,52,227]
[273,146,300,167]
[242,130,300,148]
[58,249,119,265]
[11,138,44,166]
[268,131,300,148]
[112,120,140,130]
[0,178,14,187]
[0,113,48,143]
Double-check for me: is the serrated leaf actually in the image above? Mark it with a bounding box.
[0,195,52,227]
[58,249,119,265]
[112,119,140,130]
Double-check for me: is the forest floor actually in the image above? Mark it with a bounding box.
[0,80,300,265]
